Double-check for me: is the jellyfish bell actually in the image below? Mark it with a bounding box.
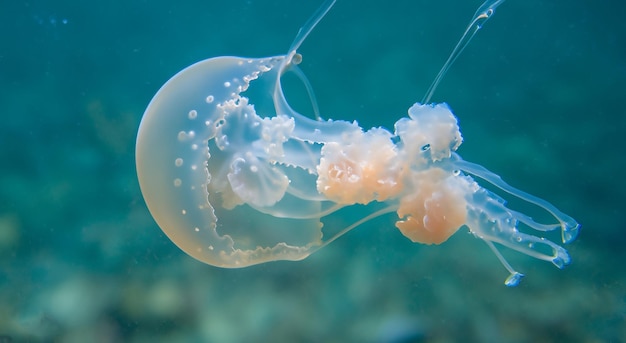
[136,0,579,285]
[135,1,340,267]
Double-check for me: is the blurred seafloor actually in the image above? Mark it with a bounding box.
[0,0,625,342]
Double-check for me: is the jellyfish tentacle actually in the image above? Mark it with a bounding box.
[422,0,506,103]
[453,157,580,244]
[287,63,323,121]
[288,0,336,54]
[484,240,525,287]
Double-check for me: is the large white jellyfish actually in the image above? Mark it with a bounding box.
[136,0,579,286]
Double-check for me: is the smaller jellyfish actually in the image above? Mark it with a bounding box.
[135,0,579,286]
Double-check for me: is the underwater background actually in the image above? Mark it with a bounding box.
[1,0,624,342]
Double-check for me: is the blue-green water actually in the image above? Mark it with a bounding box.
[1,0,624,342]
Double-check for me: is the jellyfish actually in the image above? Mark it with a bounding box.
[135,0,579,286]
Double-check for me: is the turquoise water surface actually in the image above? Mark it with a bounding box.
[1,0,624,342]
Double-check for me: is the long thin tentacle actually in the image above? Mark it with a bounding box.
[422,0,506,103]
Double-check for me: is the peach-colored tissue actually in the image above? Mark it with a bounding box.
[317,129,403,205]
[395,168,468,245]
